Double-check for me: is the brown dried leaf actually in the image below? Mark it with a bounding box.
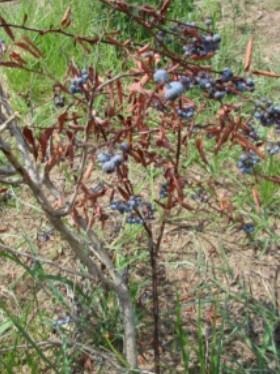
[15,40,42,59]
[116,79,123,107]
[61,6,72,29]
[252,187,261,212]
[234,134,265,159]
[23,127,38,159]
[218,192,233,214]
[83,160,94,182]
[252,69,280,78]
[259,175,280,185]
[38,127,54,160]
[9,51,27,65]
[0,15,15,40]
[118,186,129,200]
[22,36,43,57]
[0,61,23,68]
[244,37,253,72]
[196,138,209,165]
[160,0,172,15]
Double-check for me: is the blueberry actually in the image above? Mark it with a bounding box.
[142,202,154,220]
[266,142,280,156]
[183,45,192,56]
[203,35,213,44]
[69,84,81,94]
[153,69,169,84]
[245,78,255,88]
[236,81,247,92]
[272,106,280,114]
[97,152,111,164]
[110,200,131,213]
[212,90,226,100]
[164,81,185,101]
[237,152,260,174]
[81,69,89,82]
[177,106,195,119]
[242,223,255,234]
[119,142,129,152]
[126,215,143,225]
[180,76,192,89]
[212,34,221,43]
[128,196,142,209]
[159,183,169,199]
[254,111,261,120]
[53,94,65,108]
[199,78,213,90]
[110,154,123,167]
[221,67,233,82]
[102,160,116,173]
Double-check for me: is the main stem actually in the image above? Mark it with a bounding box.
[149,238,161,373]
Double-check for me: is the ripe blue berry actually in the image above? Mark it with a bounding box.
[110,154,123,167]
[102,160,116,173]
[266,142,280,156]
[153,69,169,83]
[212,90,226,100]
[119,142,129,152]
[177,106,195,119]
[110,200,131,213]
[97,152,111,164]
[126,215,144,225]
[212,34,221,43]
[159,183,169,199]
[242,223,255,234]
[164,81,185,101]
[221,68,233,82]
[237,152,260,174]
[69,83,81,94]
[127,195,142,209]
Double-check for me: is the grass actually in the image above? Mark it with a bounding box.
[0,0,280,373]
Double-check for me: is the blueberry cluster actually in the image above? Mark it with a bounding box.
[69,69,89,94]
[97,152,123,173]
[111,196,142,213]
[237,152,260,174]
[110,196,154,224]
[234,78,255,93]
[254,99,280,127]
[183,33,221,58]
[266,142,280,156]
[194,70,255,100]
[195,72,226,100]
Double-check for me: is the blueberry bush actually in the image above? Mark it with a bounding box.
[0,0,279,372]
